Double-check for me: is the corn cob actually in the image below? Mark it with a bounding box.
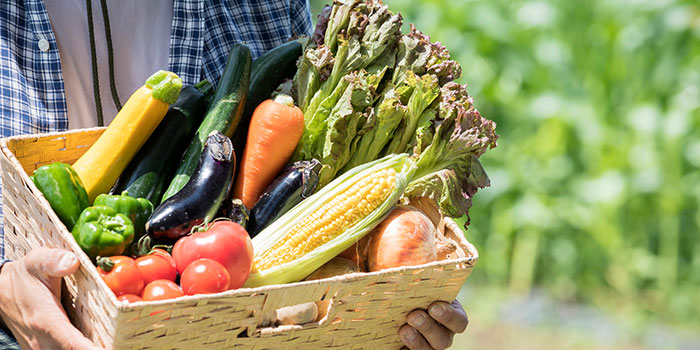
[244,155,413,287]
[255,168,396,271]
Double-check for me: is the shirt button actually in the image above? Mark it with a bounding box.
[38,38,50,52]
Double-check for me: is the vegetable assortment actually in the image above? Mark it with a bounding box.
[31,0,497,303]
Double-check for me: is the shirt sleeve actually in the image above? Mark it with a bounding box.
[290,0,314,38]
[0,326,20,350]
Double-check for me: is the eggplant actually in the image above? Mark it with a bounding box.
[247,159,322,237]
[219,198,250,229]
[146,131,235,241]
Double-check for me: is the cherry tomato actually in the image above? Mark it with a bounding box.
[180,258,231,295]
[172,221,253,289]
[98,256,145,297]
[141,280,184,301]
[135,250,177,284]
[151,248,176,268]
[117,294,143,303]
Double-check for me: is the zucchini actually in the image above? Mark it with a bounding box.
[111,81,212,205]
[72,71,183,203]
[161,44,252,202]
[231,40,303,168]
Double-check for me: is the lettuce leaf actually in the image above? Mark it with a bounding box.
[404,155,489,219]
[343,91,407,170]
[317,72,376,186]
[311,5,333,47]
[382,72,441,155]
[409,83,498,218]
[393,24,462,87]
[293,45,334,112]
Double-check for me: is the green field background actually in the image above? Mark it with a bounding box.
[308,0,700,348]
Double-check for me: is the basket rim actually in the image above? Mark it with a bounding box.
[114,239,477,311]
[0,127,107,144]
[0,128,480,315]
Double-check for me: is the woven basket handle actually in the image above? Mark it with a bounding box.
[249,280,344,335]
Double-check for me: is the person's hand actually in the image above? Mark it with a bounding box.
[399,299,468,350]
[0,248,103,350]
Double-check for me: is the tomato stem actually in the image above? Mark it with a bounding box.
[96,256,115,272]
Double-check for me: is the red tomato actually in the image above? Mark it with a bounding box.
[151,248,176,268]
[172,221,253,289]
[180,258,231,295]
[117,294,143,303]
[98,256,145,297]
[135,250,177,284]
[141,280,184,301]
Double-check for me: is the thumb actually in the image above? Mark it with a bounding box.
[24,248,80,292]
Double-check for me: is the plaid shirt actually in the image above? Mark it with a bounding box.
[0,0,312,345]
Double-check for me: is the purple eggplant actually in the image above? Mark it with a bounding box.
[145,131,235,241]
[219,198,250,229]
[247,159,321,237]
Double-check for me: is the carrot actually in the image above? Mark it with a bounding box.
[233,94,304,208]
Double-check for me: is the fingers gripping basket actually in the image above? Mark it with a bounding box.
[0,129,478,349]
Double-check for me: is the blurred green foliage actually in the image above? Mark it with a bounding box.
[309,0,700,325]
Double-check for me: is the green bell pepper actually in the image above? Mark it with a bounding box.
[72,206,135,260]
[31,162,90,231]
[94,191,153,239]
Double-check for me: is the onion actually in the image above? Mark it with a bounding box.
[338,243,367,271]
[363,205,456,272]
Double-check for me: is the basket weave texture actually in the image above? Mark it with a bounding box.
[0,128,478,349]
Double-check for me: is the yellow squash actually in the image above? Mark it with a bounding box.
[72,71,182,203]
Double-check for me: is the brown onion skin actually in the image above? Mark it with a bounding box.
[339,243,366,270]
[364,205,438,272]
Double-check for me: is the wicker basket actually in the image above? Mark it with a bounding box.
[0,128,478,349]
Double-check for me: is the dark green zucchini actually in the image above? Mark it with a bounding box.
[231,40,303,169]
[111,81,212,205]
[161,44,252,202]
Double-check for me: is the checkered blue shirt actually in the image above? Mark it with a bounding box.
[0,0,312,344]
